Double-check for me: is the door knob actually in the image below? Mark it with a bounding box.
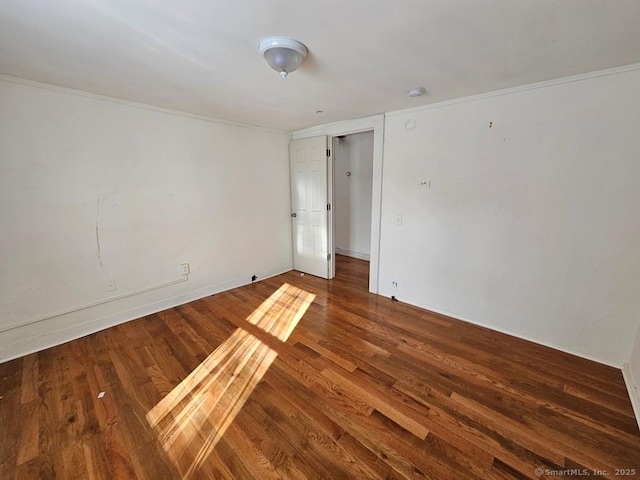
[291,212,297,218]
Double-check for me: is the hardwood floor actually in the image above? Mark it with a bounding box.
[1,255,639,479]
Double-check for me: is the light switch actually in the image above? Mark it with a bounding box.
[395,214,402,225]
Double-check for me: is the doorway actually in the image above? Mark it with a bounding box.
[332,132,374,281]
[291,114,384,293]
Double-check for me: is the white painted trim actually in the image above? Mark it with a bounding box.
[0,264,293,364]
[622,363,640,430]
[0,74,288,135]
[293,114,384,294]
[369,117,384,295]
[335,248,370,261]
[328,139,336,279]
[292,114,384,140]
[386,62,640,118]
[383,292,622,369]
[0,274,189,334]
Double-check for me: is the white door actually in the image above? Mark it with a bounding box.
[290,136,330,279]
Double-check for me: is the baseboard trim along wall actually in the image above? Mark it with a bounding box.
[0,264,293,364]
[381,292,640,425]
[335,247,370,261]
[0,275,190,335]
[622,363,640,430]
[382,292,621,369]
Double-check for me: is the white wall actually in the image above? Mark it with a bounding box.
[334,131,374,259]
[379,67,640,367]
[0,77,292,362]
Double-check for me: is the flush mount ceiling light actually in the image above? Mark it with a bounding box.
[258,36,308,78]
[408,87,426,97]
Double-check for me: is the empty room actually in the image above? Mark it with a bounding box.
[1,1,640,479]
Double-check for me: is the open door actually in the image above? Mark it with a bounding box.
[290,136,330,279]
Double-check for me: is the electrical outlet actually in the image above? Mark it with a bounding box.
[418,179,431,188]
[107,279,117,292]
[391,281,398,291]
[180,263,190,276]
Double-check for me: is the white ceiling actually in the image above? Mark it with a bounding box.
[1,0,640,131]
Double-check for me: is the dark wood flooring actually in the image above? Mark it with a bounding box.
[1,255,639,479]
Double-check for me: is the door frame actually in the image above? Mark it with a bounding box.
[292,114,384,294]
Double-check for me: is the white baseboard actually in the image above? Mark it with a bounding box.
[380,291,622,369]
[622,363,640,430]
[335,247,370,261]
[0,264,292,364]
[382,292,640,429]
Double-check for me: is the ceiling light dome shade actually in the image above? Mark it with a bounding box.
[258,37,307,78]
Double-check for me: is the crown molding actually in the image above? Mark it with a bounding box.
[0,74,289,135]
[386,62,640,118]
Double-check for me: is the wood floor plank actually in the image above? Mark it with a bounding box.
[320,366,430,440]
[1,255,639,479]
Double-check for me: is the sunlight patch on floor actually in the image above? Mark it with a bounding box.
[146,283,315,479]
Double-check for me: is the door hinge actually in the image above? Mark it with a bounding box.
[326,149,331,157]
[327,253,332,261]
[327,203,331,211]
